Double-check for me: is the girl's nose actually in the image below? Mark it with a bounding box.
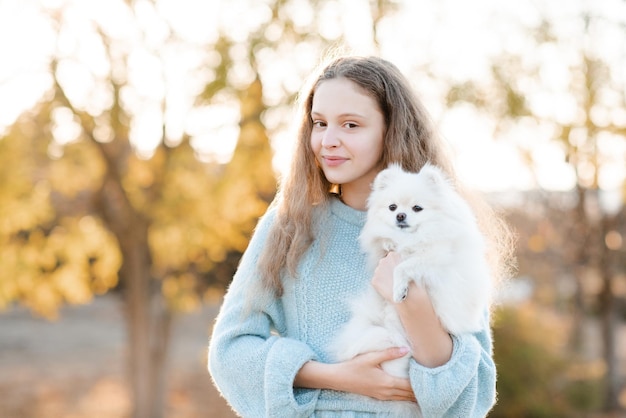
[321,126,340,148]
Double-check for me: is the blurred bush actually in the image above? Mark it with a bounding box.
[491,304,604,417]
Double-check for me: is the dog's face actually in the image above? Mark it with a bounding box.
[367,163,451,233]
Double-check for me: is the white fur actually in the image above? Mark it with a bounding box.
[329,163,492,416]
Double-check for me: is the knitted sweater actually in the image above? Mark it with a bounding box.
[208,198,496,417]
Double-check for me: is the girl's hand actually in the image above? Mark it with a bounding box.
[335,347,417,402]
[371,251,402,303]
[295,348,417,403]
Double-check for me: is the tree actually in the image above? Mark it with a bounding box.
[0,1,277,417]
[0,104,121,318]
[1,0,383,416]
[447,10,626,411]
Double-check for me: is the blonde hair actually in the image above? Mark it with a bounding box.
[257,55,515,296]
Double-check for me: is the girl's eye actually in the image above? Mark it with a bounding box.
[389,204,397,211]
[345,122,358,129]
[412,205,423,212]
[313,121,326,128]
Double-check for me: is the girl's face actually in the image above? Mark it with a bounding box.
[310,77,386,208]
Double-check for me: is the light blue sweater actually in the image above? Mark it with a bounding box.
[208,198,496,417]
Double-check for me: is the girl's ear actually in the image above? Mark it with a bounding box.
[372,163,403,191]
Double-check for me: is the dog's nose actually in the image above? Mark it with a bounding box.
[396,213,406,222]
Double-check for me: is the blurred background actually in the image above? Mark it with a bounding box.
[0,0,624,417]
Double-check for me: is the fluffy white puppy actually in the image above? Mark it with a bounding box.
[331,162,492,386]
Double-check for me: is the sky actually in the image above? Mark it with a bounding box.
[0,0,625,195]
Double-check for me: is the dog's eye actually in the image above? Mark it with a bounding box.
[388,204,397,212]
[412,205,423,212]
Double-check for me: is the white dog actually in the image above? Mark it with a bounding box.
[330,163,492,415]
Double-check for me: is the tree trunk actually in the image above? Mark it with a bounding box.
[53,56,173,418]
[149,292,172,418]
[98,168,171,418]
[598,276,619,412]
[599,215,621,412]
[120,224,154,418]
[569,185,589,351]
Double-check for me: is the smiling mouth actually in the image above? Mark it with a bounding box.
[322,156,348,167]
[396,222,409,229]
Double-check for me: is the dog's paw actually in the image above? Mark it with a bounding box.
[392,264,411,302]
[381,240,396,254]
[392,282,409,303]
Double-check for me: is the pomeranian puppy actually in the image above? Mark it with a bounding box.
[330,163,492,412]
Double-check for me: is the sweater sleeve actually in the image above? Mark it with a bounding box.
[208,210,321,417]
[408,311,496,418]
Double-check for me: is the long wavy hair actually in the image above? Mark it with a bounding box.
[256,55,515,297]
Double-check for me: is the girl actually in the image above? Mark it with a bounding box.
[208,55,512,417]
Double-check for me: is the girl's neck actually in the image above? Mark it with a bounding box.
[338,183,370,211]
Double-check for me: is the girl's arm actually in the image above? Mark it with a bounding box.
[371,252,497,418]
[371,252,453,368]
[208,211,320,418]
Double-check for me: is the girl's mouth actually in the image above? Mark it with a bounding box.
[322,156,348,167]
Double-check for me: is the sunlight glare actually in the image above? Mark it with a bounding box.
[598,132,626,190]
[442,104,535,192]
[134,0,171,48]
[128,49,165,100]
[131,104,164,160]
[0,0,623,195]
[281,0,314,32]
[187,105,240,164]
[158,0,220,43]
[316,2,343,40]
[340,0,374,53]
[218,0,272,42]
[51,107,82,145]
[0,0,55,130]
[532,143,577,191]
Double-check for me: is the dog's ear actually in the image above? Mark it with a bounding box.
[419,163,449,190]
[372,170,391,191]
[372,163,403,191]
